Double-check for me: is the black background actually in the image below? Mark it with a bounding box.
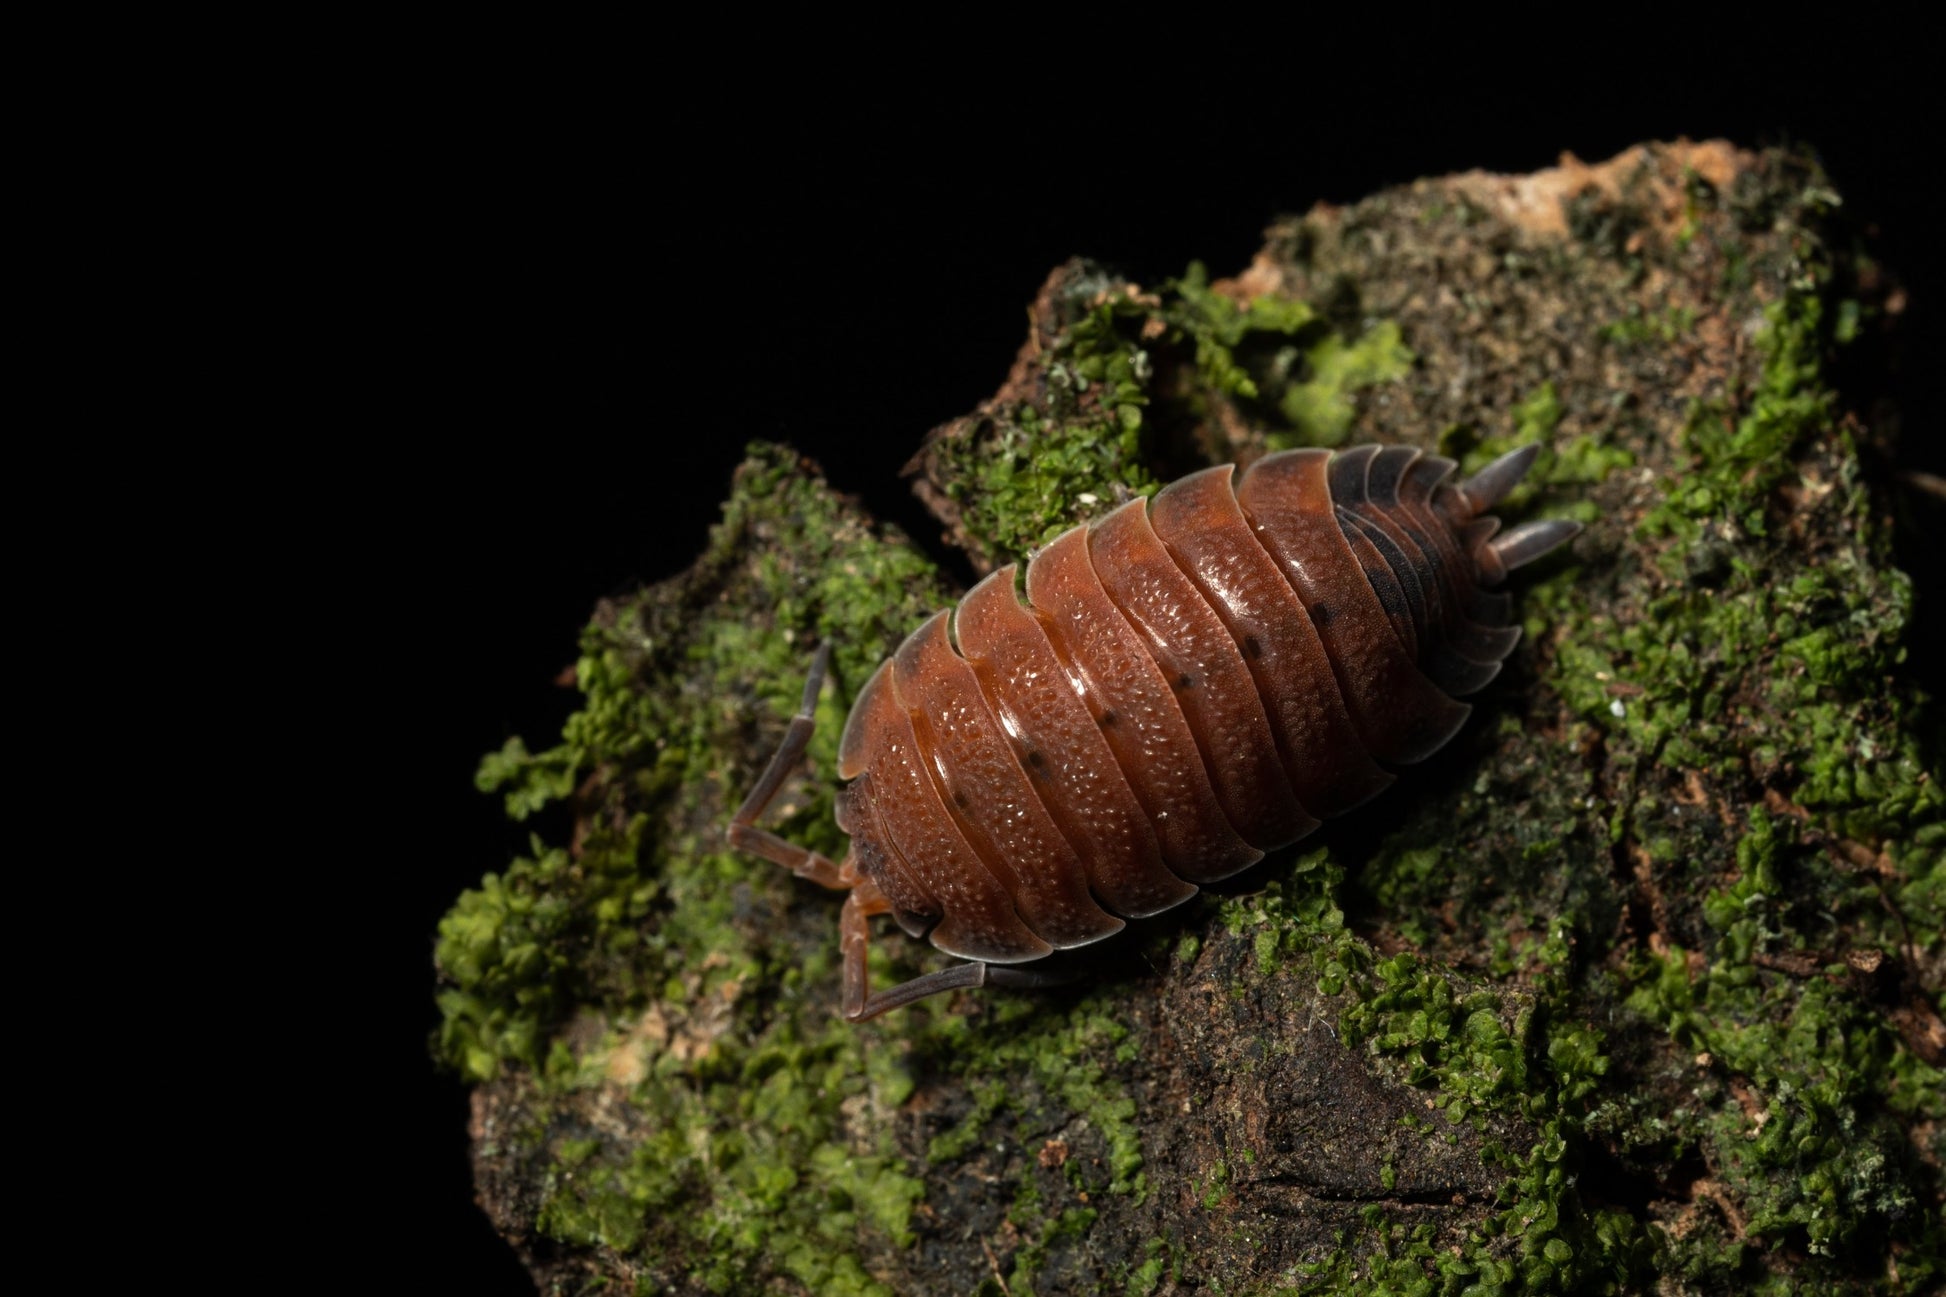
[362,43,1939,1294]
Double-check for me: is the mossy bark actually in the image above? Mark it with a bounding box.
[439,141,1942,1295]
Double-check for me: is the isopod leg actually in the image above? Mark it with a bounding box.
[727,642,849,891]
[842,880,987,1022]
[984,964,1083,990]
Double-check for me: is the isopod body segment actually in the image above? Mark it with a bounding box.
[730,443,1578,1020]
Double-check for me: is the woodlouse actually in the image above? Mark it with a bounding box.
[730,442,1578,1020]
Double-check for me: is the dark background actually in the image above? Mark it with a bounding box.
[365,48,1939,1294]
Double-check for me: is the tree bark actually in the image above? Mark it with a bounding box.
[438,141,1942,1295]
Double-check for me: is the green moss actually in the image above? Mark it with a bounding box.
[1640,296,1832,543]
[1171,259,1418,451]
[928,260,1415,564]
[1596,305,1697,348]
[1627,938,1930,1238]
[1199,1158,1231,1210]
[1527,291,1941,894]
[1171,258,1321,401]
[943,394,1159,563]
[1438,382,1634,526]
[1490,240,1942,1290]
[1220,850,1653,1294]
[920,997,1150,1198]
[438,445,952,1085]
[932,275,1163,562]
[1272,319,1414,449]
[1123,1237,1174,1296]
[1007,1206,1101,1295]
[925,1078,1007,1165]
[435,443,956,1290]
[476,735,577,821]
[1511,381,1563,445]
[509,891,934,1295]
[1611,808,1942,1285]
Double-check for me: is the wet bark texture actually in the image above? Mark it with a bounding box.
[441,142,1941,1295]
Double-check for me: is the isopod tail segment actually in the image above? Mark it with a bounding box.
[1445,443,1583,582]
[727,642,1071,1021]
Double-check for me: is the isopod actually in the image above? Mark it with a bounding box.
[730,443,1577,1020]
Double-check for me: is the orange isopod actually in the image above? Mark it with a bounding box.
[730,443,1576,1020]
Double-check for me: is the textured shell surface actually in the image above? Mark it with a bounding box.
[836,444,1572,957]
[733,440,1577,1018]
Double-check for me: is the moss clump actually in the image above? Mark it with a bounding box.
[1223,857,1655,1294]
[440,446,952,1084]
[1596,304,1699,349]
[901,989,1156,1296]
[1172,260,1415,450]
[529,1010,926,1296]
[1217,144,1939,1291]
[1626,945,1928,1257]
[1528,284,1940,930]
[1267,319,1415,450]
[438,443,958,1292]
[919,997,1148,1198]
[1638,294,1836,543]
[936,288,1162,563]
[922,258,1415,568]
[1121,1236,1176,1296]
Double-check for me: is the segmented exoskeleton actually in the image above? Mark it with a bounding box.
[731,443,1576,1020]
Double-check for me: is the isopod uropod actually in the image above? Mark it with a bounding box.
[730,442,1577,1020]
